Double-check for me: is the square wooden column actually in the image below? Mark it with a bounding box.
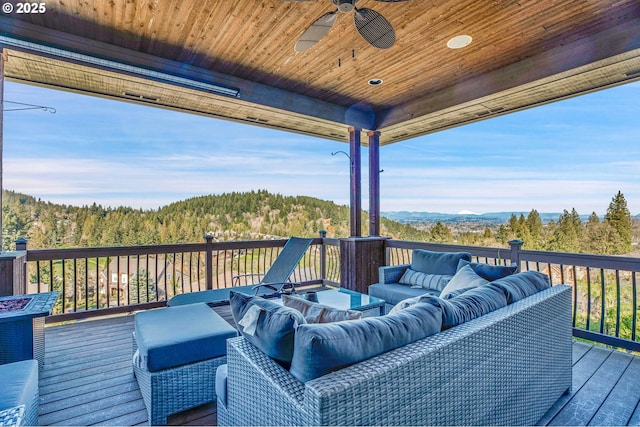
[340,236,387,294]
[368,131,381,237]
[348,127,362,237]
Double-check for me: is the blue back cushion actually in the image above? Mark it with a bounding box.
[289,302,442,383]
[489,271,551,304]
[457,259,518,281]
[411,250,472,276]
[229,291,306,364]
[421,284,508,330]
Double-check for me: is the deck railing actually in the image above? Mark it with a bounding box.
[385,239,640,352]
[24,232,339,322]
[14,235,640,351]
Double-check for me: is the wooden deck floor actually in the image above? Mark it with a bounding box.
[40,310,640,426]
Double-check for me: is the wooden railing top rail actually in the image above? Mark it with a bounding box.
[25,238,325,262]
[519,249,640,272]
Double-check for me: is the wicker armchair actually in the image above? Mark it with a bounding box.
[218,285,572,426]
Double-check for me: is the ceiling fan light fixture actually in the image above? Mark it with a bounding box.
[368,78,383,86]
[336,0,357,13]
[447,35,473,49]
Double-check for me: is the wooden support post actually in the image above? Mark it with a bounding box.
[368,131,381,237]
[205,234,214,290]
[509,239,524,271]
[349,127,362,237]
[340,237,387,294]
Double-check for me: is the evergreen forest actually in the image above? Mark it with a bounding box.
[1,189,637,257]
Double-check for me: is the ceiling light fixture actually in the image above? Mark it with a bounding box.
[368,78,383,86]
[447,35,473,49]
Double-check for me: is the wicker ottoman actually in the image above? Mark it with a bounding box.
[133,303,237,425]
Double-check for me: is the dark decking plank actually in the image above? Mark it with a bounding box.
[549,348,632,426]
[40,372,135,405]
[537,343,611,426]
[589,356,640,426]
[572,341,592,364]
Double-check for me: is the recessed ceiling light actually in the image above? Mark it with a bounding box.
[368,78,383,86]
[447,35,472,49]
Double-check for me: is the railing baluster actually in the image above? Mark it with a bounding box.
[615,269,621,338]
[633,272,638,342]
[586,267,592,332]
[600,268,606,334]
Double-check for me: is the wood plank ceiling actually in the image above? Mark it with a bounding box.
[0,0,639,145]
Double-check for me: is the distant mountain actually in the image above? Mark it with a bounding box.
[380,211,591,225]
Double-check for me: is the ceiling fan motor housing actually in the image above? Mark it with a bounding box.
[335,0,357,13]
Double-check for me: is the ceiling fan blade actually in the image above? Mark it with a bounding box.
[354,8,396,49]
[295,11,338,52]
[371,0,411,2]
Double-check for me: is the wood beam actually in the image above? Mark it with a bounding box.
[377,18,640,129]
[349,127,361,237]
[368,131,380,237]
[0,17,374,130]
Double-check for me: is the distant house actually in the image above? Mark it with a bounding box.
[98,255,192,305]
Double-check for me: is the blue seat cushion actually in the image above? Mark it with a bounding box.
[457,259,518,281]
[134,303,236,372]
[490,271,551,303]
[411,249,472,276]
[421,284,508,330]
[0,359,38,411]
[229,291,306,365]
[289,302,442,383]
[368,282,439,306]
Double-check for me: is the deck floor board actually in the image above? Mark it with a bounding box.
[40,310,640,426]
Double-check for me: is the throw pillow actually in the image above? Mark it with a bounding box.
[421,283,508,330]
[289,302,442,383]
[410,249,472,276]
[281,294,362,323]
[388,295,423,315]
[398,268,453,291]
[439,264,489,299]
[490,271,551,304]
[229,291,306,364]
[457,259,518,281]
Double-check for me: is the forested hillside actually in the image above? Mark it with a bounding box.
[2,189,636,256]
[1,189,428,250]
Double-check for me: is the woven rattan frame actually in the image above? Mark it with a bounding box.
[132,335,226,425]
[220,285,572,426]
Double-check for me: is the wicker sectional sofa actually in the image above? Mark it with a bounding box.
[218,284,572,426]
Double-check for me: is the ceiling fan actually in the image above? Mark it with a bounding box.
[287,0,410,52]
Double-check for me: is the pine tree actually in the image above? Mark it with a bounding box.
[526,209,544,250]
[604,191,632,254]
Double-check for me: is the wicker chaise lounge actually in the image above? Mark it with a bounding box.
[218,285,572,426]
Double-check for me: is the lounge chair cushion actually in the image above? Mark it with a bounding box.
[229,291,306,364]
[457,259,518,281]
[134,303,236,372]
[281,294,362,323]
[410,249,472,276]
[399,269,452,291]
[439,264,490,299]
[421,283,508,330]
[0,359,38,414]
[490,271,552,304]
[368,282,439,306]
[289,302,442,383]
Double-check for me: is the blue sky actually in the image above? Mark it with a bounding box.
[4,80,639,215]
